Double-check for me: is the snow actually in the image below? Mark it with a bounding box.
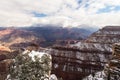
[83,71,106,80]
[63,65,67,71]
[72,42,111,52]
[54,64,59,68]
[111,59,118,63]
[22,50,30,54]
[49,74,58,80]
[6,75,11,80]
[28,50,46,61]
[97,78,104,80]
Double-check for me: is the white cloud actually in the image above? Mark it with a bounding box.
[0,0,120,28]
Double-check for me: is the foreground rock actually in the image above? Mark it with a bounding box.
[83,43,120,80]
[105,43,120,79]
[0,46,13,80]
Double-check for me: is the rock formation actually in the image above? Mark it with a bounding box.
[48,26,120,80]
[83,43,120,80]
[0,45,25,80]
[0,46,12,80]
[105,43,120,80]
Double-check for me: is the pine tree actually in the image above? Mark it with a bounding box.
[7,50,52,80]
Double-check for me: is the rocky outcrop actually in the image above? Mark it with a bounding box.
[0,44,48,80]
[0,59,13,80]
[48,26,120,80]
[0,45,26,80]
[49,46,107,80]
[0,46,12,80]
[83,43,120,80]
[104,43,120,79]
[7,50,52,80]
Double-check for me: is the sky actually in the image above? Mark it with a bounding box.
[1,0,120,28]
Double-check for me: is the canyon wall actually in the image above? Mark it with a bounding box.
[49,26,120,80]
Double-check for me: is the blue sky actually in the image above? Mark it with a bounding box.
[0,0,120,28]
[97,6,120,13]
[32,12,47,17]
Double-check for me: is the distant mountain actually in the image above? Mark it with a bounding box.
[25,27,89,39]
[20,25,95,47]
[0,28,40,49]
[0,25,95,49]
[77,24,99,32]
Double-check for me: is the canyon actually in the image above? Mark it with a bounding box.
[0,26,120,80]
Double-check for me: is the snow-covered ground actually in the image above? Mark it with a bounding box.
[83,71,106,80]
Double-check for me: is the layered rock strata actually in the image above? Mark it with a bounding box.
[49,26,120,80]
[105,43,120,80]
[83,43,120,80]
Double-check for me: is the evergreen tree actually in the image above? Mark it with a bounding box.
[7,50,52,80]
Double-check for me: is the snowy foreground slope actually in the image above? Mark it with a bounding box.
[6,50,58,80]
[83,43,120,80]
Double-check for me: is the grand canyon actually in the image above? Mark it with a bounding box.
[1,0,120,80]
[0,26,120,80]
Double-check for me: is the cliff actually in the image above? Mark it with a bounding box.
[83,43,120,80]
[0,28,39,50]
[49,26,120,80]
[0,46,12,80]
[105,43,120,79]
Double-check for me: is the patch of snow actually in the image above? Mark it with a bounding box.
[83,71,106,80]
[49,74,58,80]
[111,60,118,63]
[54,64,59,68]
[27,50,46,61]
[22,50,30,54]
[63,65,67,71]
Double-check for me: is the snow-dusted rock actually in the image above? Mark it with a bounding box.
[83,43,120,80]
[6,50,52,80]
